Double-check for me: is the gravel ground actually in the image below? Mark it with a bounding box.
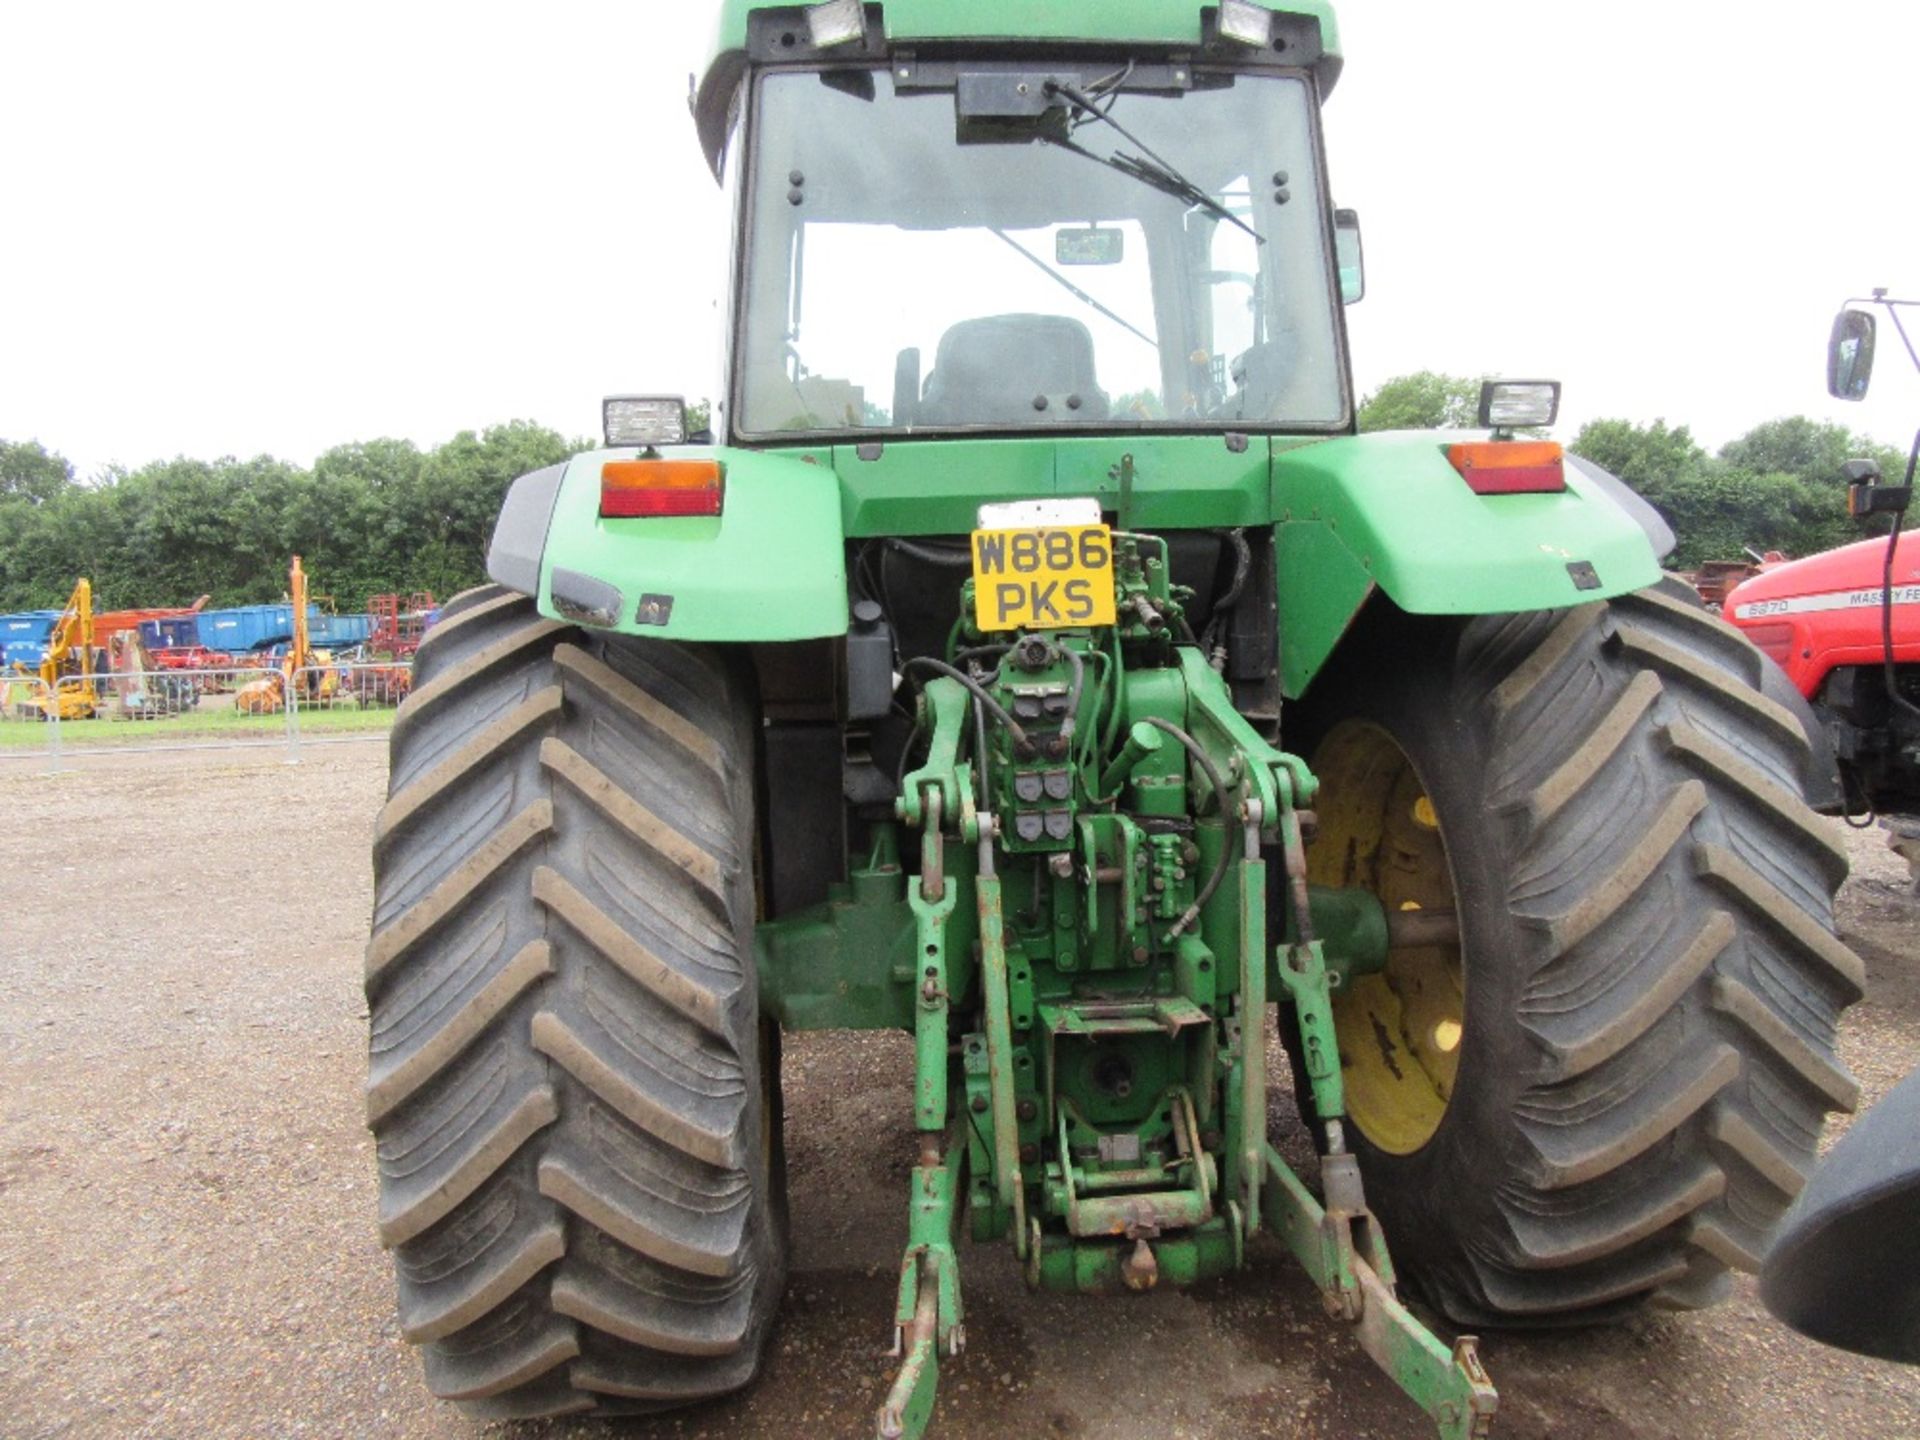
[2,745,1918,1439]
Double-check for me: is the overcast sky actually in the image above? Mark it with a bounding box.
[3,1,1916,480]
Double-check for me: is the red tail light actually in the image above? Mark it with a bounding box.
[599,459,724,518]
[1445,441,1566,495]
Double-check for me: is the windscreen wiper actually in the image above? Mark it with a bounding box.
[1043,79,1266,245]
[987,228,1158,350]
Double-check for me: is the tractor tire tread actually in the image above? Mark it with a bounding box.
[1297,581,1861,1328]
[365,583,782,1417]
[1478,585,1860,1321]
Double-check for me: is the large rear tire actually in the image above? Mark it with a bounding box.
[365,584,785,1416]
[1291,579,1864,1326]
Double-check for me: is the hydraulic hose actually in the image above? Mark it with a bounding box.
[1141,717,1237,938]
[1879,430,1920,727]
[973,696,995,871]
[1057,641,1085,743]
[886,537,975,569]
[902,656,1031,753]
[952,643,1013,670]
[1213,528,1253,612]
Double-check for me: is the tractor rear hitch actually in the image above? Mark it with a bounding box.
[872,641,1498,1440]
[1262,1145,1499,1439]
[877,1135,967,1440]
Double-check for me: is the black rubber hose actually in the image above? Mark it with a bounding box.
[886,537,975,569]
[973,695,995,861]
[952,643,1013,671]
[1882,520,1920,725]
[1056,641,1085,742]
[1839,762,1878,830]
[902,656,1031,752]
[1141,716,1237,932]
[1880,430,1920,726]
[1213,528,1252,612]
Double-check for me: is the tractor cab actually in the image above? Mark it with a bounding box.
[693,1,1356,444]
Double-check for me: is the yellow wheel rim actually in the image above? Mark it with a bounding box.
[1308,721,1465,1156]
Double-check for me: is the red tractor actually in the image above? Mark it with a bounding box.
[1726,534,1920,806]
[1724,291,1920,815]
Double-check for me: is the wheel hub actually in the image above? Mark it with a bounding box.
[1308,721,1465,1156]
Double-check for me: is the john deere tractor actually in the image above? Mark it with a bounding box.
[362,4,1864,1434]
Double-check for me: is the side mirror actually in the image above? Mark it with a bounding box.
[1334,208,1365,305]
[1828,309,1876,400]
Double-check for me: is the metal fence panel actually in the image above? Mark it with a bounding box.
[0,660,410,770]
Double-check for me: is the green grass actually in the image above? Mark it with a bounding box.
[0,702,398,750]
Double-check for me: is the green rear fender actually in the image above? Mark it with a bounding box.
[1273,431,1663,698]
[488,446,849,642]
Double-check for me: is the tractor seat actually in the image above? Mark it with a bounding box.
[918,314,1109,426]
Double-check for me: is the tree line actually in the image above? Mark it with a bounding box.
[0,380,1906,612]
[1359,372,1910,567]
[0,423,580,613]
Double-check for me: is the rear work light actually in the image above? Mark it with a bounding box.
[1217,0,1277,46]
[804,0,868,47]
[603,394,687,447]
[600,458,724,518]
[1446,441,1567,495]
[1477,380,1562,431]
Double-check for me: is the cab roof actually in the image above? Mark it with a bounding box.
[692,1,1342,178]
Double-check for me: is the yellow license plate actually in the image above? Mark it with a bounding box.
[970,523,1117,632]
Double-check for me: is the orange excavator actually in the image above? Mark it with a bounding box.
[8,579,102,720]
[234,557,335,714]
[7,580,214,720]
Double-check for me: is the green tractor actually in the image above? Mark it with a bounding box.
[361,3,1865,1434]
